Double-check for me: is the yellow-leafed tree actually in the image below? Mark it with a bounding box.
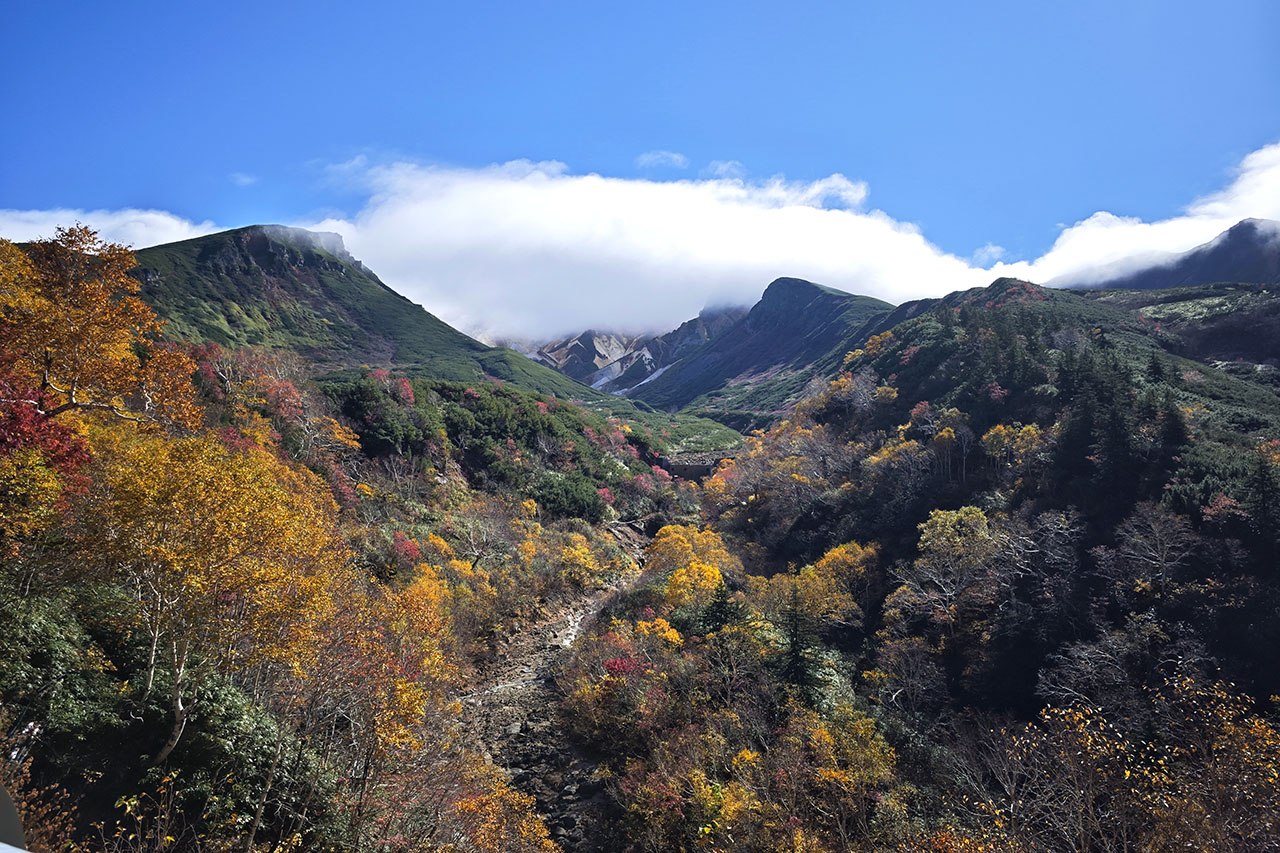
[648,524,741,609]
[79,426,349,764]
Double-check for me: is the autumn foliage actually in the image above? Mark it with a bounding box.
[0,228,567,852]
[5,231,1280,852]
[561,284,1280,850]
[0,227,201,428]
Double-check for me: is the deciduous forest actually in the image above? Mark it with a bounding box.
[3,228,1279,852]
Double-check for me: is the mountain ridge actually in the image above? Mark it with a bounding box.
[1064,217,1280,291]
[129,224,744,452]
[532,305,750,394]
[133,225,603,400]
[628,277,894,428]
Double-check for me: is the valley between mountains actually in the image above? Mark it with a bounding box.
[458,522,650,852]
[3,218,1280,852]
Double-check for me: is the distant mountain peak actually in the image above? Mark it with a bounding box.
[251,224,353,260]
[1066,217,1280,291]
[759,276,847,300]
[1215,217,1280,247]
[1228,216,1280,232]
[629,278,893,427]
[764,276,816,291]
[156,223,352,258]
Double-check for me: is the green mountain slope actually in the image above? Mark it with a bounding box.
[134,225,581,395]
[136,226,472,362]
[865,278,1280,432]
[133,225,741,452]
[629,277,893,428]
[1081,282,1280,371]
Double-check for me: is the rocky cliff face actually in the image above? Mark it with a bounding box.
[641,305,746,369]
[533,305,749,394]
[535,331,650,383]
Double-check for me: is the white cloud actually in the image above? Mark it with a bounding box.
[635,150,690,169]
[0,208,219,248]
[4,140,1279,342]
[991,140,1280,286]
[321,154,371,186]
[309,140,1280,338]
[972,243,1006,266]
[308,159,973,339]
[230,172,259,187]
[704,159,746,179]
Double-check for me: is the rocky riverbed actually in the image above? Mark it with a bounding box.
[458,523,649,851]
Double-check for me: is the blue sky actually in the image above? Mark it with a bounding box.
[3,1,1279,336]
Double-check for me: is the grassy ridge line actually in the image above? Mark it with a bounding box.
[136,226,741,453]
[882,278,1280,435]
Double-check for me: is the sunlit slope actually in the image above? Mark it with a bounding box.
[134,225,633,399]
[134,224,742,450]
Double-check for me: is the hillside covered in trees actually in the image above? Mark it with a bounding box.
[559,278,1280,850]
[2,227,1280,852]
[0,227,705,852]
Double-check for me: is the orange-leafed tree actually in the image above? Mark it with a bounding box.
[0,226,200,429]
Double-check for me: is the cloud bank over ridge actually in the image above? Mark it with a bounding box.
[3,141,1279,340]
[990,142,1280,287]
[308,158,961,339]
[0,208,219,251]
